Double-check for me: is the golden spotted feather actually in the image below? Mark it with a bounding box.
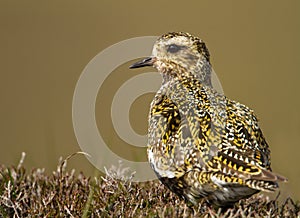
[130,32,287,207]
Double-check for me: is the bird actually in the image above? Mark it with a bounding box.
[129,32,287,207]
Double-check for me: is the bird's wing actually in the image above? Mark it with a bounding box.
[205,99,287,184]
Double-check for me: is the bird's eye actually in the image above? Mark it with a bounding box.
[167,44,181,53]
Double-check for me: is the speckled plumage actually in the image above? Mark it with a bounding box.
[130,32,287,207]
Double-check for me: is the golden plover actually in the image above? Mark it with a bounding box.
[130,32,287,207]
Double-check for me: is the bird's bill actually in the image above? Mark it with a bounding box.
[129,57,154,69]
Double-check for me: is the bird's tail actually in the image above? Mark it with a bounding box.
[246,172,288,192]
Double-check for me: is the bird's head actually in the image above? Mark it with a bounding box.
[130,32,212,84]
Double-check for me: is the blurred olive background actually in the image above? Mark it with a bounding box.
[0,1,299,200]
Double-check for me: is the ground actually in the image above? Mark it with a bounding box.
[0,154,299,217]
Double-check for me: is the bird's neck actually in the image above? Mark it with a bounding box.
[160,60,213,88]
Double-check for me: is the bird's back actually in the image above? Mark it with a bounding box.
[147,75,286,207]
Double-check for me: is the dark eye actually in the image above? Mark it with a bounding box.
[167,44,181,53]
